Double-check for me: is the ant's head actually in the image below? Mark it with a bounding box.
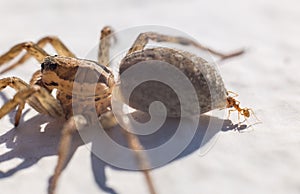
[226,96,235,108]
[226,91,239,108]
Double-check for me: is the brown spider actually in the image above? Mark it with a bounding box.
[0,26,244,194]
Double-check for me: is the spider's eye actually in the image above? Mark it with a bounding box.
[49,63,58,71]
[41,63,45,70]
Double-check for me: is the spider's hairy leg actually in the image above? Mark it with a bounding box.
[1,36,76,74]
[99,110,119,129]
[27,86,63,118]
[0,85,38,126]
[98,26,115,67]
[0,77,30,126]
[26,36,75,57]
[49,115,88,194]
[123,130,157,194]
[0,42,49,73]
[126,32,244,60]
[0,77,63,126]
[0,77,29,91]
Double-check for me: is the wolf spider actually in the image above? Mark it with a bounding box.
[0,26,244,194]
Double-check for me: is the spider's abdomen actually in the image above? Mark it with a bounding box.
[119,47,227,117]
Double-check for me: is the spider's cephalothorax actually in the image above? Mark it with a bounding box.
[40,56,115,120]
[0,26,244,194]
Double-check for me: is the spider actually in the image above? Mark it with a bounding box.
[0,26,245,194]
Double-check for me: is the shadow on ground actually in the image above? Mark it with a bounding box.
[0,108,236,194]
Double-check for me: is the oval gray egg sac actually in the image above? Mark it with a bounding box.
[118,47,227,117]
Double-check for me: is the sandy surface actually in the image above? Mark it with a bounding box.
[0,0,300,194]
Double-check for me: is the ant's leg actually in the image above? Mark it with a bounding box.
[122,129,157,194]
[227,109,235,120]
[98,26,116,67]
[227,91,239,98]
[0,42,49,73]
[126,32,244,59]
[0,37,75,74]
[249,108,261,123]
[49,115,87,194]
[238,112,241,125]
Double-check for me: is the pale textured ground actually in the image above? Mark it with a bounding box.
[0,0,300,194]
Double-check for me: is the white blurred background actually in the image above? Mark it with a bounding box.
[0,0,300,194]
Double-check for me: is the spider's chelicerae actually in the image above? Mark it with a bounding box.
[0,26,245,194]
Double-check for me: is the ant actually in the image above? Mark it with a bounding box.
[226,91,260,129]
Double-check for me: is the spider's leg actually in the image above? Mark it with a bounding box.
[99,110,118,130]
[0,77,29,91]
[0,77,34,117]
[0,85,38,126]
[0,77,62,117]
[122,129,157,194]
[49,115,88,194]
[0,42,49,73]
[98,26,156,193]
[29,36,75,57]
[126,32,244,60]
[28,86,63,118]
[0,87,33,126]
[0,77,63,126]
[98,26,115,67]
[99,111,157,193]
[0,37,75,74]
